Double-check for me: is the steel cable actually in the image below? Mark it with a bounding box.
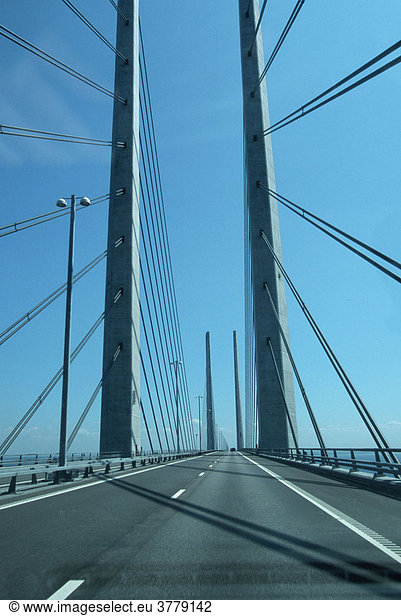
[0,124,124,148]
[139,30,195,448]
[107,0,129,25]
[0,192,113,239]
[67,343,122,450]
[0,25,126,103]
[258,184,401,283]
[260,230,399,465]
[0,289,122,456]
[139,134,190,451]
[260,40,401,137]
[60,0,127,63]
[264,281,326,451]
[0,237,123,346]
[248,0,269,57]
[254,0,305,90]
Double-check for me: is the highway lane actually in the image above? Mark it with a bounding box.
[1,451,401,599]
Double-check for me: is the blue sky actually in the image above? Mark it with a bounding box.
[0,0,400,454]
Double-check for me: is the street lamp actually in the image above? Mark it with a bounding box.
[57,194,91,469]
[196,395,203,453]
[171,360,182,454]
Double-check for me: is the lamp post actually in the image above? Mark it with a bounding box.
[57,194,90,468]
[196,395,203,453]
[171,360,182,454]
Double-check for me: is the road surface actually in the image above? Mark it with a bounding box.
[1,451,401,599]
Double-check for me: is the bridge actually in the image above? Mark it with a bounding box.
[1,0,401,602]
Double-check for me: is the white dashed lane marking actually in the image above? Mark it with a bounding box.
[48,580,84,600]
[171,489,185,500]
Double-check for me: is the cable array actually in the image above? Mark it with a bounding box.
[60,0,127,63]
[263,282,326,451]
[0,25,126,103]
[260,230,399,466]
[0,125,125,148]
[138,27,195,453]
[0,289,122,456]
[243,2,400,454]
[107,0,129,25]
[1,9,196,458]
[0,237,123,347]
[0,191,117,239]
[260,40,401,137]
[253,0,304,92]
[243,132,258,449]
[247,0,269,57]
[258,184,401,284]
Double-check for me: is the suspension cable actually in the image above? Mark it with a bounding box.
[260,230,399,465]
[139,181,184,451]
[0,25,126,104]
[266,337,299,448]
[139,37,192,450]
[0,191,118,239]
[60,0,127,63]
[0,124,125,148]
[67,343,122,450]
[253,0,305,92]
[258,184,401,283]
[0,289,122,456]
[0,237,123,346]
[139,28,195,448]
[107,0,129,25]
[139,138,189,451]
[139,104,192,450]
[264,281,326,451]
[259,40,401,137]
[139,255,176,450]
[248,0,269,57]
[128,223,174,453]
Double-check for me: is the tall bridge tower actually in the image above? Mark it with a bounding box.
[205,331,216,450]
[239,0,298,449]
[233,331,244,450]
[100,0,141,457]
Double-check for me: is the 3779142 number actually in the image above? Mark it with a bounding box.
[157,601,212,612]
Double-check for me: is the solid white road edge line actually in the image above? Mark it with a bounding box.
[0,454,205,512]
[171,489,185,499]
[48,579,84,600]
[239,452,401,566]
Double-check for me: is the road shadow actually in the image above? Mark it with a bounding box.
[99,472,401,598]
[170,462,355,490]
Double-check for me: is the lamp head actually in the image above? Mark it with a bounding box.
[80,197,91,207]
[56,198,67,208]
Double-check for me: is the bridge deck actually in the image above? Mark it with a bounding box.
[1,452,400,599]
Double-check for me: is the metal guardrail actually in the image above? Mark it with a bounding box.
[0,450,201,495]
[0,450,157,468]
[245,447,401,478]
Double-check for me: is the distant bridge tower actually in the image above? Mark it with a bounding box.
[233,331,244,450]
[100,0,140,457]
[239,0,298,449]
[205,331,216,450]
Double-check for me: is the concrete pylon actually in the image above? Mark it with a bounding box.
[205,332,215,450]
[100,0,140,457]
[233,331,244,450]
[239,0,298,449]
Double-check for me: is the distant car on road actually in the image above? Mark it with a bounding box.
[230,447,236,452]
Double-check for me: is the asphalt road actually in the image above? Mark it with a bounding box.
[1,451,401,599]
